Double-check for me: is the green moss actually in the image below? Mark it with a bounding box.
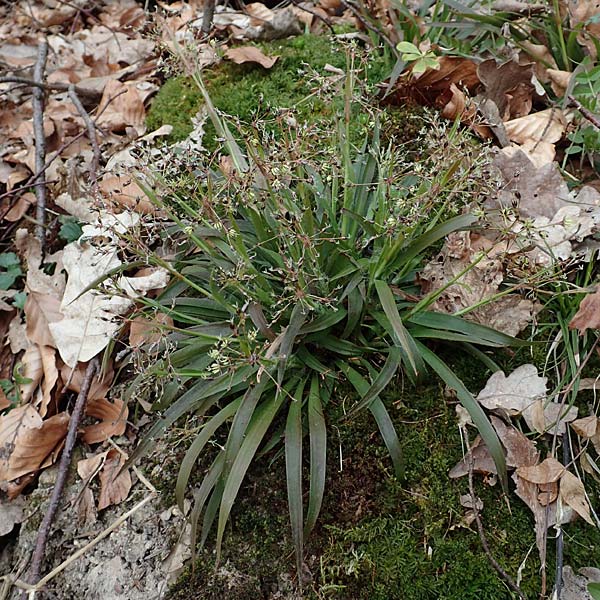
[146,34,391,146]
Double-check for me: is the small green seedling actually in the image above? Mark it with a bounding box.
[396,41,440,74]
[0,252,23,290]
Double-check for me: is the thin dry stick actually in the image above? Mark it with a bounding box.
[26,358,100,589]
[68,84,101,193]
[0,77,102,101]
[32,40,48,245]
[568,94,600,129]
[466,438,528,600]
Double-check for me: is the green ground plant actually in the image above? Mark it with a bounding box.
[119,59,530,588]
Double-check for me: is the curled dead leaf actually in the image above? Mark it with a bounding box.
[82,398,128,444]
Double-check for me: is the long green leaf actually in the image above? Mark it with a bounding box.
[189,454,224,564]
[124,365,256,472]
[408,311,525,346]
[176,399,241,512]
[341,348,402,417]
[375,280,420,378]
[416,341,508,491]
[215,390,285,562]
[278,304,307,386]
[305,376,327,537]
[299,308,347,334]
[340,363,404,479]
[285,379,307,582]
[369,398,404,479]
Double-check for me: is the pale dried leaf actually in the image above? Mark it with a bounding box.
[99,174,157,215]
[560,470,594,525]
[477,364,547,415]
[19,344,43,404]
[39,345,58,418]
[0,496,25,536]
[97,80,145,133]
[77,451,108,481]
[4,192,34,222]
[25,290,63,348]
[225,46,279,68]
[129,312,173,347]
[61,361,114,402]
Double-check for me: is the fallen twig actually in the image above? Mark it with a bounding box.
[568,94,600,130]
[32,40,48,245]
[26,358,100,591]
[466,436,528,600]
[0,77,102,101]
[68,85,101,193]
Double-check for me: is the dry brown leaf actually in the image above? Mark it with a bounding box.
[38,345,59,418]
[0,405,69,481]
[75,486,97,527]
[77,451,108,482]
[560,470,594,525]
[570,288,600,333]
[538,481,558,505]
[0,495,25,536]
[391,56,479,107]
[97,80,145,133]
[489,148,572,219]
[449,435,497,478]
[449,416,538,479]
[0,388,9,412]
[513,469,556,562]
[61,361,114,402]
[477,59,536,121]
[516,457,565,484]
[546,69,571,97]
[98,449,132,510]
[225,46,279,69]
[571,416,599,438]
[82,398,128,444]
[99,174,157,215]
[4,192,34,222]
[129,312,173,347]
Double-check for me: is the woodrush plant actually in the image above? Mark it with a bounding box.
[122,75,522,584]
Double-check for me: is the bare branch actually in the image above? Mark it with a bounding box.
[32,40,48,246]
[26,358,100,590]
[68,85,101,193]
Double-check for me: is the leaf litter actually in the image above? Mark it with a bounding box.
[0,0,599,596]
